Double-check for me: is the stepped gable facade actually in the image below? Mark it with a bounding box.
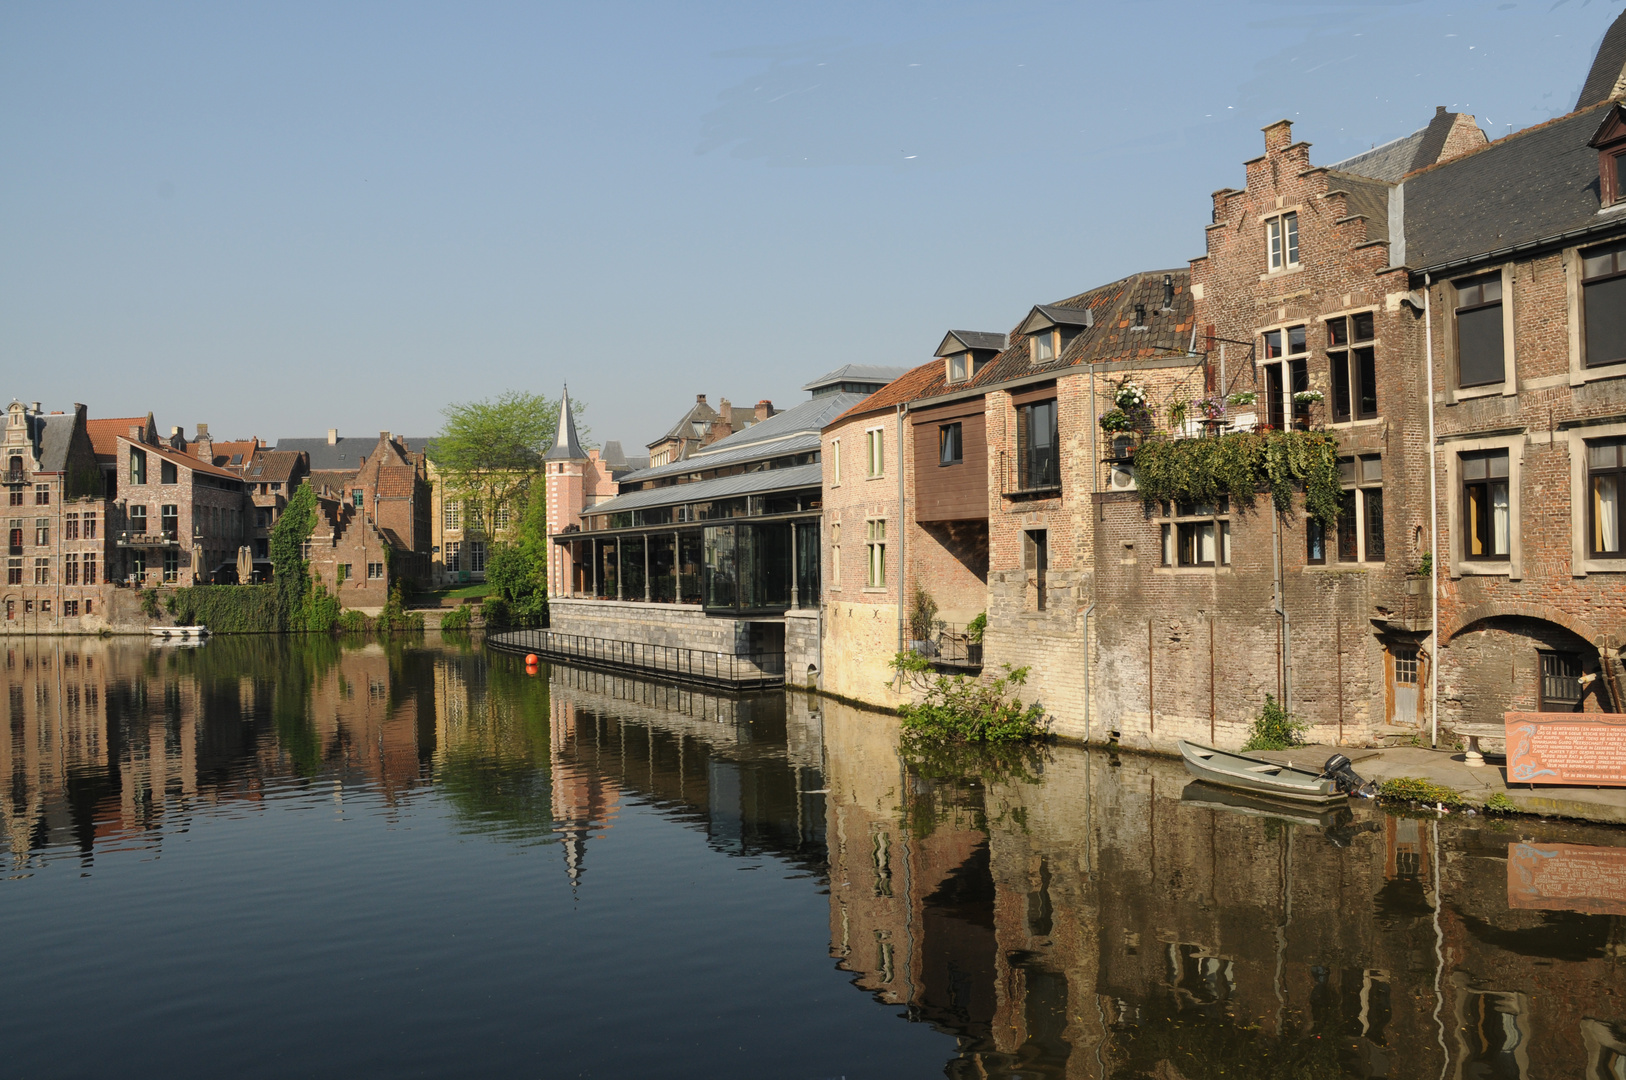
[4,401,109,631]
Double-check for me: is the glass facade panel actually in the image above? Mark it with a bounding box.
[796,521,821,608]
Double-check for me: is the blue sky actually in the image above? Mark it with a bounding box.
[3,1,1621,451]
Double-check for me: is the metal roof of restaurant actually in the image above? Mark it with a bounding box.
[614,432,821,486]
[799,365,912,393]
[577,463,823,519]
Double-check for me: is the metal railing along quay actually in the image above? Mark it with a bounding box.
[487,629,785,690]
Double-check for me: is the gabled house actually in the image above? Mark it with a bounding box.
[4,400,108,630]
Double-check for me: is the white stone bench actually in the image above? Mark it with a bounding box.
[1451,723,1506,767]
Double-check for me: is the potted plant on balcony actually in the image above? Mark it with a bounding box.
[966,611,986,667]
[908,585,941,657]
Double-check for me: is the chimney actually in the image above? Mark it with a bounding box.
[695,394,707,404]
[196,423,209,438]
[754,400,773,423]
[327,428,338,445]
[706,399,734,446]
[129,425,144,441]
[31,402,41,413]
[169,426,185,449]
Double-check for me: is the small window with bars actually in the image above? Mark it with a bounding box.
[1538,651,1583,712]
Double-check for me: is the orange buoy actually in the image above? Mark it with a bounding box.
[525,654,539,665]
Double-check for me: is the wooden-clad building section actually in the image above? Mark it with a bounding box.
[911,400,987,523]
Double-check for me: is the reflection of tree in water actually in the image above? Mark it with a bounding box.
[431,652,557,847]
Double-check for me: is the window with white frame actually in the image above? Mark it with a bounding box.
[1158,499,1232,568]
[1266,211,1299,271]
[865,519,886,586]
[946,352,970,382]
[1030,329,1056,363]
[830,438,841,485]
[444,500,460,531]
[866,429,884,478]
[470,541,487,573]
[494,503,510,531]
[1461,449,1511,560]
[446,540,462,571]
[1261,325,1309,430]
[367,562,384,580]
[830,522,841,588]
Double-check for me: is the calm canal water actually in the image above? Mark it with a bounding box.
[3,636,1624,1079]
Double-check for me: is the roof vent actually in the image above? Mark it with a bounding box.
[1134,303,1146,327]
[1162,274,1175,311]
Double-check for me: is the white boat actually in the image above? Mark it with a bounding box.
[149,625,209,639]
[1178,740,1345,804]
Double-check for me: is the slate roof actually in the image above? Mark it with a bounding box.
[830,270,1195,427]
[648,397,759,447]
[274,435,430,471]
[1404,100,1626,272]
[1577,8,1626,111]
[615,432,822,486]
[579,463,824,519]
[1330,108,1469,184]
[936,330,1007,356]
[34,415,77,473]
[614,394,864,486]
[545,386,587,461]
[800,364,913,393]
[1325,171,1392,244]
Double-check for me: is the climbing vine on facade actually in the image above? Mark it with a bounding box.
[1131,430,1341,524]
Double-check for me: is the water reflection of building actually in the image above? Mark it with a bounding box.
[818,698,1626,1079]
[2,638,441,866]
[541,664,826,887]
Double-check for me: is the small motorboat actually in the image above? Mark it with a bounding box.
[1178,741,1346,804]
[149,625,209,639]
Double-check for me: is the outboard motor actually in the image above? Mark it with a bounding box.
[1321,754,1375,798]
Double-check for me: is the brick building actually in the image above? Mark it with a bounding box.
[4,400,110,631]
[113,427,249,589]
[1406,46,1626,724]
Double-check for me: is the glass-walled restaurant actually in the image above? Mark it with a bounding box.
[557,468,822,614]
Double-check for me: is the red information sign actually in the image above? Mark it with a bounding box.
[1507,842,1626,915]
[1504,712,1626,787]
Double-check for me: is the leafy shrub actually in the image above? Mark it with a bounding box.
[337,610,370,633]
[1241,694,1307,751]
[172,585,281,632]
[1484,791,1519,814]
[890,652,1049,745]
[966,611,987,644]
[481,596,511,629]
[164,594,178,615]
[375,585,424,633]
[440,604,472,631]
[1378,777,1464,807]
[140,590,161,618]
[306,583,341,633]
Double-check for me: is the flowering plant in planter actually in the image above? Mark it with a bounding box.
[1226,390,1257,407]
[1198,396,1227,420]
[1293,389,1325,404]
[1099,408,1132,434]
[1114,380,1147,411]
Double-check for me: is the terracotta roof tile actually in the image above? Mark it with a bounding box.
[86,417,147,459]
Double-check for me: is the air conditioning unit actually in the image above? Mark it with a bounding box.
[1108,463,1137,491]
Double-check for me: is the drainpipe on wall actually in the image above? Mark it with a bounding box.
[896,403,907,655]
[1086,365,1100,743]
[1424,273,1440,748]
[1273,502,1291,716]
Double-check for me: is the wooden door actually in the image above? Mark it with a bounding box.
[1386,644,1420,727]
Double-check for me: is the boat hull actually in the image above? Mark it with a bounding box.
[1178,741,1345,805]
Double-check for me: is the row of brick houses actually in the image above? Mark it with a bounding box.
[3,400,446,630]
[822,14,1626,748]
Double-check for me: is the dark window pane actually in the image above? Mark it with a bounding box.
[1583,275,1626,367]
[1458,304,1505,387]
[1307,519,1326,563]
[1337,490,1358,561]
[1288,325,1306,355]
[939,422,963,466]
[1021,401,1058,488]
[1264,364,1285,430]
[1540,652,1583,711]
[1327,317,1348,348]
[1291,359,1310,428]
[1330,351,1352,422]
[1264,330,1282,359]
[1352,311,1375,341]
[1364,489,1385,561]
[1356,346,1378,418]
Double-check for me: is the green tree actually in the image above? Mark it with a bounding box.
[484,485,549,627]
[429,391,588,540]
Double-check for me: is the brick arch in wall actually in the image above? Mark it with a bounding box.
[1443,603,1611,646]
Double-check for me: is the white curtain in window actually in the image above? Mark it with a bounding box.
[1597,475,1620,553]
[1492,482,1510,555]
[1198,523,1216,564]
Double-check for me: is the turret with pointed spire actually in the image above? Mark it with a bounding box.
[544,385,587,463]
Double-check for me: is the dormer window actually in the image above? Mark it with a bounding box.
[936,330,1007,384]
[1031,330,1056,362]
[1592,104,1626,207]
[1267,211,1299,271]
